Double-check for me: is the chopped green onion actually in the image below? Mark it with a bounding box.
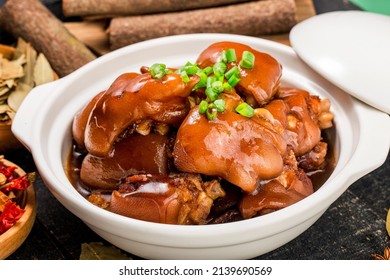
[211,80,224,94]
[223,48,237,63]
[203,66,213,76]
[223,82,232,92]
[149,63,168,79]
[225,66,240,80]
[180,71,190,83]
[182,62,199,75]
[235,102,254,117]
[213,61,227,77]
[213,99,226,112]
[207,76,216,88]
[206,107,218,121]
[199,100,208,114]
[239,51,255,69]
[193,71,208,90]
[205,87,219,101]
[228,74,241,87]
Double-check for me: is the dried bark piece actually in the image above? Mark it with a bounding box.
[0,0,96,77]
[63,0,253,18]
[109,0,297,50]
[19,41,37,88]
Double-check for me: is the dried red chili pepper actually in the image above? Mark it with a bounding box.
[0,202,25,235]
[1,173,36,192]
[0,158,35,235]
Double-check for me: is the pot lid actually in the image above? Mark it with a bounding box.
[289,11,390,114]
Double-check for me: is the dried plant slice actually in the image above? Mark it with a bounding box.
[13,38,28,60]
[0,86,10,97]
[79,242,132,260]
[7,82,32,111]
[4,79,15,88]
[6,109,16,120]
[0,55,26,80]
[34,53,54,86]
[20,43,37,87]
[0,104,13,121]
[0,104,12,114]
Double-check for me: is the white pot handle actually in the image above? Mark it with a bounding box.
[346,100,390,182]
[11,79,64,151]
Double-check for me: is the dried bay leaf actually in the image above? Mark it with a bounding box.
[7,83,32,111]
[0,55,26,80]
[20,43,37,87]
[0,104,12,114]
[13,38,28,60]
[34,53,54,86]
[79,242,132,260]
[0,104,14,121]
[0,86,10,96]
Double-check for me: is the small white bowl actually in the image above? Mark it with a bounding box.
[11,34,390,259]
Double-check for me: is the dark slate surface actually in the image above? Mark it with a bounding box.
[2,0,389,260]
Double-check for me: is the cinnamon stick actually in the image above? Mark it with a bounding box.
[109,0,297,50]
[62,0,253,18]
[0,0,96,77]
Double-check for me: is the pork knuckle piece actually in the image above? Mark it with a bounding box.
[81,72,199,157]
[173,108,287,193]
[264,88,324,156]
[109,174,225,225]
[196,41,282,106]
[80,133,171,190]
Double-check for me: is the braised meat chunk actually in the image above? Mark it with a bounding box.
[109,174,225,225]
[81,72,199,157]
[173,107,287,193]
[196,41,282,106]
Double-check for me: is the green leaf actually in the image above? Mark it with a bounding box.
[79,242,132,260]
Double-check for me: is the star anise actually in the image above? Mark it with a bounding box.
[372,247,390,260]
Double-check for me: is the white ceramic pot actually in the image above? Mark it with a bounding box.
[11,34,390,259]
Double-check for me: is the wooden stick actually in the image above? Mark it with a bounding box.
[109,0,297,50]
[0,0,96,77]
[62,0,253,18]
[65,21,109,55]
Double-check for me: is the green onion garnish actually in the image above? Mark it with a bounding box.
[211,80,224,94]
[213,61,227,77]
[199,100,208,114]
[205,87,219,101]
[180,71,190,83]
[225,66,239,80]
[213,99,226,113]
[239,51,255,69]
[206,107,218,121]
[149,63,168,79]
[221,48,237,63]
[207,76,216,89]
[228,74,241,87]
[235,102,254,117]
[203,66,213,76]
[223,82,232,92]
[181,62,199,75]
